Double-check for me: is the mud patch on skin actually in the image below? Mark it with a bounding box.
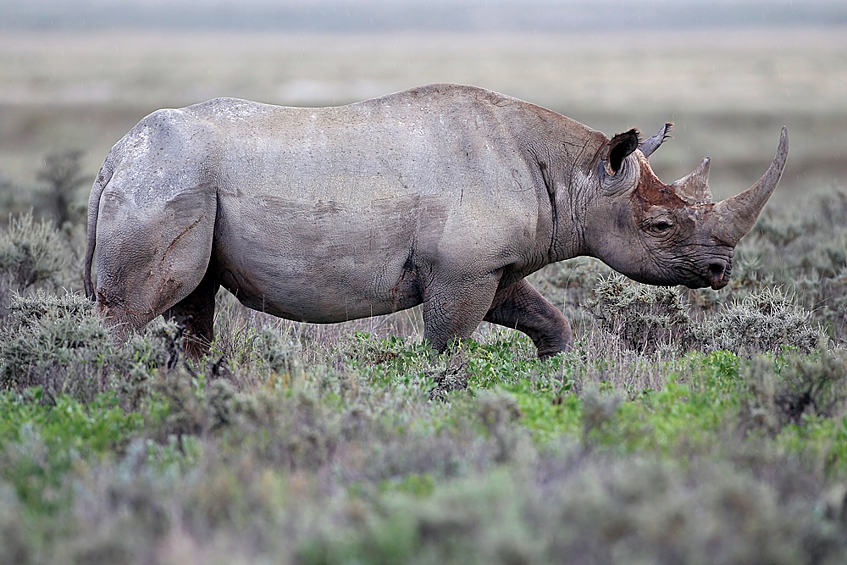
[96,287,124,309]
[632,153,686,210]
[160,212,206,268]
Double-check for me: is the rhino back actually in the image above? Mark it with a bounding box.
[109,85,564,322]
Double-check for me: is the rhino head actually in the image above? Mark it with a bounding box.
[582,124,788,290]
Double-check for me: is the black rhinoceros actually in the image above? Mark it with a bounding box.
[84,84,787,358]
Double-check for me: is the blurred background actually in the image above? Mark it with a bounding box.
[0,0,845,210]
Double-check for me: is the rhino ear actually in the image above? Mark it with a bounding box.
[606,129,640,175]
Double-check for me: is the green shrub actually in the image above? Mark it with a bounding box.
[588,274,692,353]
[736,185,847,342]
[295,455,845,565]
[0,211,69,295]
[428,349,471,401]
[0,290,190,410]
[0,482,31,565]
[253,326,301,377]
[581,385,623,443]
[0,389,145,517]
[588,276,819,356]
[0,290,111,399]
[741,349,847,435]
[150,367,236,443]
[696,287,819,355]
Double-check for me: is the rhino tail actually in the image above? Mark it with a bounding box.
[83,156,114,300]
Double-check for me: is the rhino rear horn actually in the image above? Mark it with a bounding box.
[712,126,789,245]
[639,122,673,159]
[671,156,712,205]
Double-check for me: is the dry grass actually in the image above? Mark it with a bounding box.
[0,26,845,202]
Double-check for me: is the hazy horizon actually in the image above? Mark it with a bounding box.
[1,0,844,32]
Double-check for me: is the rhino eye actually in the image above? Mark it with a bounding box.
[648,218,674,234]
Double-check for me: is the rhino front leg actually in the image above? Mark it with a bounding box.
[484,278,573,359]
[422,270,502,353]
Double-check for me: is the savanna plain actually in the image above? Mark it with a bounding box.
[1,27,847,564]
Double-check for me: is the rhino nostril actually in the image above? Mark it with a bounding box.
[708,262,725,278]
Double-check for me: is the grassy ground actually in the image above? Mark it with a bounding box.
[1,25,847,564]
[0,174,847,563]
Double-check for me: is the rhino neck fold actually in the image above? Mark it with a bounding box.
[527,131,606,265]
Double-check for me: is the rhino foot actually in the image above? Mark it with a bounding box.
[484,278,573,360]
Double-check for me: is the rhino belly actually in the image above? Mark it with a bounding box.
[211,196,424,323]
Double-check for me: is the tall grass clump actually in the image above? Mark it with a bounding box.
[0,290,112,401]
[0,211,70,294]
[36,149,88,228]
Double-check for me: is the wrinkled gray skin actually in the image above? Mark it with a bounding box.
[84,84,788,359]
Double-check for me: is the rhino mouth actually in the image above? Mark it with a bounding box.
[705,259,731,290]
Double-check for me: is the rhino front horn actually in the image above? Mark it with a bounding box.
[712,126,789,246]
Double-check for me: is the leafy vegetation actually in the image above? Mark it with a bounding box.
[1,163,847,563]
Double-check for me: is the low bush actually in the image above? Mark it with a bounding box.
[741,349,847,436]
[0,290,111,400]
[0,290,188,410]
[0,211,70,294]
[589,274,692,353]
[35,149,88,228]
[587,275,819,356]
[2,183,847,563]
[695,286,820,355]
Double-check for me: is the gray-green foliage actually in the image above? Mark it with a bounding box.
[253,326,301,376]
[53,438,847,565]
[0,211,69,293]
[0,290,184,405]
[2,305,847,564]
[697,287,820,355]
[742,349,847,434]
[589,274,692,353]
[35,149,88,228]
[742,185,847,340]
[4,173,847,564]
[0,290,110,396]
[587,274,819,356]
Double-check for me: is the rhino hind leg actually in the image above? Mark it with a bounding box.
[164,270,220,359]
[94,184,217,350]
[483,279,573,359]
